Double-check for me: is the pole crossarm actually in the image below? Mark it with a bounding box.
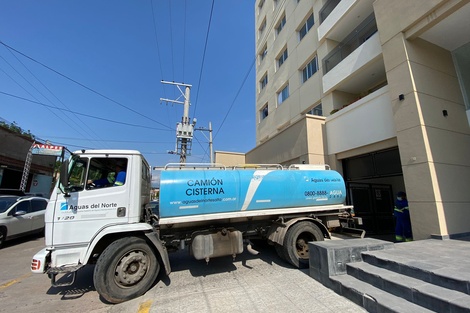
[161,80,192,88]
[160,98,185,105]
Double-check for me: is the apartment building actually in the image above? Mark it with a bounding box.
[246,0,470,240]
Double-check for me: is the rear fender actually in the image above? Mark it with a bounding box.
[145,232,171,275]
[267,217,330,245]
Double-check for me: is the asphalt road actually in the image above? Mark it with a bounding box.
[0,235,366,313]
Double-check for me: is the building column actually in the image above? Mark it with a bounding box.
[382,32,470,239]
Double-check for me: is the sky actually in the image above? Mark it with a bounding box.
[0,1,256,169]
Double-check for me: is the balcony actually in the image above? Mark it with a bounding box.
[319,0,341,24]
[323,13,377,74]
[322,31,384,94]
[318,0,375,42]
[325,86,396,155]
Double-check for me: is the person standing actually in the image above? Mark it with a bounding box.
[394,191,412,242]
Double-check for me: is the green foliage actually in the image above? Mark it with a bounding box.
[0,121,35,139]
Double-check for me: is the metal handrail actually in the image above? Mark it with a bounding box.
[323,13,377,74]
[164,163,226,170]
[232,164,284,170]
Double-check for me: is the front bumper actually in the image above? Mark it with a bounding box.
[31,248,50,273]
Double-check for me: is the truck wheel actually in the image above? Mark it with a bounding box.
[282,221,323,269]
[93,236,160,304]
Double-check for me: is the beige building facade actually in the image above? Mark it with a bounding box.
[236,0,470,240]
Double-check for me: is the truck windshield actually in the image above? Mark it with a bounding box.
[66,158,88,192]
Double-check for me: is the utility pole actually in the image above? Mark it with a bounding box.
[195,122,214,163]
[160,81,196,164]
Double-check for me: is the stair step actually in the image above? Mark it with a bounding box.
[362,249,470,295]
[330,274,434,313]
[347,262,470,312]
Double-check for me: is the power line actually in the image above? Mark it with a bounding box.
[150,0,165,87]
[213,57,255,140]
[0,90,173,132]
[169,0,175,81]
[37,135,173,144]
[0,64,94,144]
[183,0,187,81]
[0,40,173,131]
[0,46,107,147]
[211,0,300,142]
[193,0,215,118]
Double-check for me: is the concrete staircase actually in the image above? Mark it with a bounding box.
[309,238,470,313]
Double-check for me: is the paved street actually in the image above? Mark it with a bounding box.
[0,235,110,313]
[0,236,366,313]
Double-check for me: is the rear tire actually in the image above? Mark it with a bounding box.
[93,236,160,304]
[282,221,323,268]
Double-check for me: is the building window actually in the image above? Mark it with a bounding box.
[299,13,314,41]
[276,15,286,35]
[260,103,269,121]
[277,84,289,105]
[277,47,288,69]
[302,56,318,83]
[259,44,268,63]
[259,17,267,38]
[307,103,323,116]
[258,0,265,15]
[260,73,268,91]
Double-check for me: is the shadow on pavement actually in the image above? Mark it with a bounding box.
[46,265,96,300]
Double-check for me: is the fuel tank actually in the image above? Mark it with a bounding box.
[159,167,346,218]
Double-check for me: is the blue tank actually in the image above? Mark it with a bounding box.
[159,168,346,218]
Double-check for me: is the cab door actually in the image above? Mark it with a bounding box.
[30,198,47,231]
[50,156,131,246]
[7,200,33,236]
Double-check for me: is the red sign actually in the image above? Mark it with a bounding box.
[32,144,63,156]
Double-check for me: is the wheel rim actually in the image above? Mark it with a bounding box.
[296,232,314,259]
[114,250,150,287]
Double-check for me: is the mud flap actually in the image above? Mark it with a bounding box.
[145,232,171,275]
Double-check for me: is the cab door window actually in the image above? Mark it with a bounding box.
[86,157,127,189]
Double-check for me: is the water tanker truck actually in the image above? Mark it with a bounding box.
[31,150,357,303]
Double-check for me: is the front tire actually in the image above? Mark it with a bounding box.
[94,236,160,304]
[282,221,324,268]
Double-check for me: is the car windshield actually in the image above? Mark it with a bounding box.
[0,196,19,213]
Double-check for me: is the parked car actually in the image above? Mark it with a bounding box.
[0,195,48,247]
